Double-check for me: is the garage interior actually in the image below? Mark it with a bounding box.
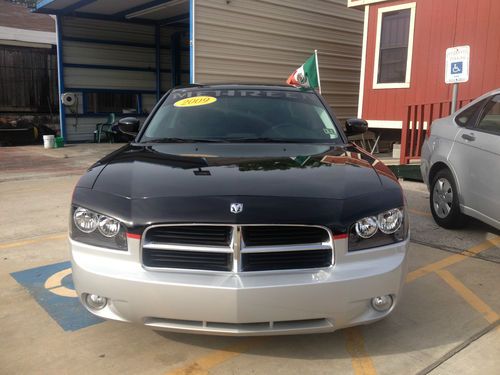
[36,0,191,142]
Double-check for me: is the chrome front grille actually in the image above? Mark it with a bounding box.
[142,225,333,272]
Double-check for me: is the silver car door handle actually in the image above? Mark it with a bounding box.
[461,133,475,141]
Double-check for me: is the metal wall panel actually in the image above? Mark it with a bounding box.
[64,42,156,68]
[63,17,155,44]
[64,67,156,91]
[194,0,364,121]
[60,17,188,141]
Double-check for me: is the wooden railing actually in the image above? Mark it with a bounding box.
[400,98,473,164]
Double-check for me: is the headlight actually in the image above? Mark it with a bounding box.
[73,207,99,233]
[70,206,127,251]
[98,216,121,237]
[354,216,378,238]
[377,208,403,234]
[349,207,408,251]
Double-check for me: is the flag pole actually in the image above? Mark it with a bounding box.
[314,49,322,94]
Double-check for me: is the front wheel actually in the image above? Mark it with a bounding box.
[430,169,467,229]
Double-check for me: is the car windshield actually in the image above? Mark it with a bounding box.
[140,88,342,143]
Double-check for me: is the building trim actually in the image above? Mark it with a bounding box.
[113,0,176,18]
[348,0,389,8]
[367,120,403,129]
[64,63,155,72]
[36,0,56,10]
[0,26,56,46]
[62,36,155,48]
[66,88,156,94]
[357,5,369,118]
[189,0,195,83]
[0,40,53,49]
[62,36,189,51]
[55,16,67,140]
[63,63,189,74]
[60,0,97,14]
[372,2,416,90]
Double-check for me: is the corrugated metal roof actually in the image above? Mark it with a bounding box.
[35,0,189,25]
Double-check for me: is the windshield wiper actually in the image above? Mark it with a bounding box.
[224,137,307,143]
[143,137,228,143]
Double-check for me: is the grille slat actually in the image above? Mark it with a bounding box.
[242,249,331,271]
[146,226,232,246]
[243,226,329,246]
[143,249,231,271]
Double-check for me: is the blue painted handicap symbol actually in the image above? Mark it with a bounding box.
[11,261,103,331]
[451,62,463,75]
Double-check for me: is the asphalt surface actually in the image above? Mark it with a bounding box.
[0,144,499,375]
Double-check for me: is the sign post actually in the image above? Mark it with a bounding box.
[445,46,470,113]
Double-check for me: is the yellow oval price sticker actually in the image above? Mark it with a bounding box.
[174,96,217,108]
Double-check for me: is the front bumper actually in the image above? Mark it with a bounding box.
[71,236,409,336]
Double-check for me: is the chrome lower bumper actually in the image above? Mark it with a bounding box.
[70,237,409,336]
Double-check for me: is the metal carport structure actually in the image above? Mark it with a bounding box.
[35,0,192,142]
[36,0,363,143]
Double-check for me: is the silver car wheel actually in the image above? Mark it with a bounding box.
[433,177,453,219]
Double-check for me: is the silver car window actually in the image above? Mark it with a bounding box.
[476,95,500,135]
[455,100,486,127]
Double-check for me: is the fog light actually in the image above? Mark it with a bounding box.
[85,294,107,310]
[371,295,393,312]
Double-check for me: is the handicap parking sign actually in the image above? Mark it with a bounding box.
[11,261,103,331]
[445,46,470,84]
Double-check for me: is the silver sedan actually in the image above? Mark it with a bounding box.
[421,88,500,230]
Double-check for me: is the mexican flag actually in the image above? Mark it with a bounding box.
[286,50,322,93]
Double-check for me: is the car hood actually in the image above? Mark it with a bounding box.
[74,143,403,229]
[87,143,398,200]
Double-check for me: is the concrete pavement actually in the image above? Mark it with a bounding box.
[0,144,498,375]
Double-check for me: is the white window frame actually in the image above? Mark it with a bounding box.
[373,2,416,89]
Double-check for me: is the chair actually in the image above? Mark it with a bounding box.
[94,113,116,143]
[347,130,380,154]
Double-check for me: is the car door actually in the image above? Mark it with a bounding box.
[450,94,500,225]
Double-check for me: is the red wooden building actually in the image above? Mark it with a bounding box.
[347,0,500,162]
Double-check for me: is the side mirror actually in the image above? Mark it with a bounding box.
[345,118,368,135]
[118,117,140,138]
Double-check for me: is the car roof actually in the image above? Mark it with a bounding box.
[172,83,316,92]
[455,87,500,113]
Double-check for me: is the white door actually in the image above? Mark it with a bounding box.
[451,94,500,225]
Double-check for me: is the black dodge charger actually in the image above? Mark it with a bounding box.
[70,84,409,335]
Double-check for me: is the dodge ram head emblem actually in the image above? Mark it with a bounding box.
[230,203,243,214]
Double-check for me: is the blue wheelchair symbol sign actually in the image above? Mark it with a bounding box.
[451,62,463,75]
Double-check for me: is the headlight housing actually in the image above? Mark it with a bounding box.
[70,206,127,250]
[349,207,407,251]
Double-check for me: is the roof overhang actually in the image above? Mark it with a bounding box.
[0,26,56,47]
[35,0,189,26]
[347,0,392,8]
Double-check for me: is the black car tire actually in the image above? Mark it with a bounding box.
[430,168,467,229]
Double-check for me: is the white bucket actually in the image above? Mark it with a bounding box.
[43,135,55,149]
